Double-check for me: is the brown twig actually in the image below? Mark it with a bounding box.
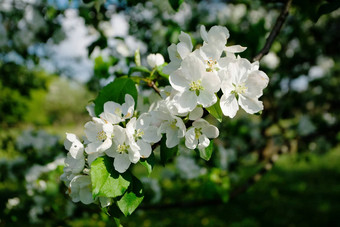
[253,0,293,62]
[149,80,161,95]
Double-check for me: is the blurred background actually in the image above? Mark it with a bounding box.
[0,0,339,226]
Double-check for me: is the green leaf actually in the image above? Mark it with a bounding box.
[156,64,169,79]
[117,176,144,216]
[139,152,155,174]
[160,136,178,165]
[198,140,214,161]
[91,156,132,199]
[94,77,138,116]
[169,0,184,11]
[128,66,150,76]
[206,97,223,122]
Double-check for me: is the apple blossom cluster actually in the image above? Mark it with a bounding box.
[163,25,269,118]
[60,25,269,207]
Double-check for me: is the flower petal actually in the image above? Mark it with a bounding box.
[137,140,151,158]
[185,128,198,149]
[197,90,217,108]
[114,153,131,173]
[169,69,190,92]
[238,95,263,114]
[220,93,239,118]
[174,90,197,113]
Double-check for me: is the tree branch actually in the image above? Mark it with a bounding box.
[253,0,293,62]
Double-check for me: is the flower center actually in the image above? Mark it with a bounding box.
[134,129,144,141]
[232,83,247,95]
[189,80,204,96]
[97,130,107,142]
[117,144,130,154]
[114,107,122,116]
[170,120,177,129]
[194,128,202,140]
[205,58,219,72]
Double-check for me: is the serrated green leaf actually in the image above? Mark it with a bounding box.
[128,66,150,76]
[93,77,138,116]
[198,140,214,161]
[117,176,144,216]
[91,156,132,199]
[206,97,223,122]
[169,0,184,11]
[160,136,178,165]
[139,152,155,174]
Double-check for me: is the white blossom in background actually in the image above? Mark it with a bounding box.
[185,119,219,150]
[84,117,114,154]
[169,54,221,113]
[147,53,164,68]
[220,58,269,118]
[162,31,193,75]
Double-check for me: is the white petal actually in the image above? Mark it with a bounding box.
[181,54,205,82]
[220,69,234,94]
[177,31,193,59]
[166,128,180,148]
[198,134,210,149]
[202,125,219,138]
[189,106,203,121]
[174,90,197,113]
[225,45,247,53]
[114,154,131,173]
[85,142,101,154]
[128,148,140,163]
[169,69,190,92]
[185,128,197,149]
[143,126,162,143]
[104,145,117,158]
[200,25,209,43]
[220,93,239,118]
[97,138,112,152]
[122,94,135,119]
[238,95,263,114]
[79,187,94,205]
[201,71,221,92]
[137,140,151,158]
[245,70,269,98]
[197,90,217,108]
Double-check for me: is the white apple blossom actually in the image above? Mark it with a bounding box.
[105,125,140,173]
[125,114,161,158]
[162,31,193,75]
[185,119,219,150]
[68,175,94,205]
[84,117,114,154]
[197,25,230,72]
[169,54,221,113]
[100,94,135,124]
[151,100,186,148]
[219,58,269,118]
[147,53,164,68]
